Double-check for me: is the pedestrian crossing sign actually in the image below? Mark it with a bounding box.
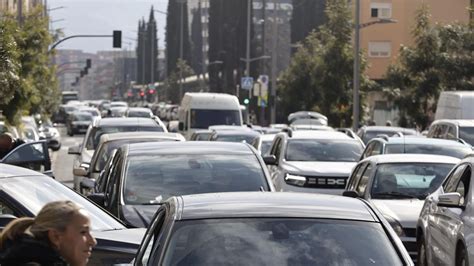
[241,77,254,90]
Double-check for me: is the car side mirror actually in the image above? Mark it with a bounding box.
[438,192,463,208]
[73,167,88,177]
[88,193,105,207]
[178,122,184,131]
[342,190,360,198]
[0,214,17,228]
[68,145,81,155]
[263,155,277,165]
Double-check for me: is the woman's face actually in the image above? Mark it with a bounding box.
[57,210,97,266]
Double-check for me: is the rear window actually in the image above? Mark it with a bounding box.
[123,154,269,204]
[285,139,363,162]
[163,218,402,265]
[459,127,474,146]
[86,125,164,150]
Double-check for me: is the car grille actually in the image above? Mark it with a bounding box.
[305,176,347,189]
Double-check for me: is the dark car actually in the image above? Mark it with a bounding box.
[66,111,94,136]
[134,192,413,265]
[88,142,275,228]
[68,117,167,192]
[209,129,260,143]
[52,104,78,124]
[357,126,419,144]
[0,164,146,265]
[189,129,213,141]
[360,136,473,160]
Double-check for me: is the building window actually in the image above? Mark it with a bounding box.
[370,3,392,19]
[368,41,391,58]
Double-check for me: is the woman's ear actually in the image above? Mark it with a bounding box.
[48,229,62,250]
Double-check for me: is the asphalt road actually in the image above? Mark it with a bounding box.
[51,125,83,187]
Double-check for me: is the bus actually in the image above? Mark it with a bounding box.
[61,91,79,104]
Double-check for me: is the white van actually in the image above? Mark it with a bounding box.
[178,93,243,139]
[435,91,474,120]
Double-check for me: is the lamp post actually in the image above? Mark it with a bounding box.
[352,0,397,131]
[177,0,186,100]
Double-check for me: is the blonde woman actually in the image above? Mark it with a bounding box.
[0,200,97,265]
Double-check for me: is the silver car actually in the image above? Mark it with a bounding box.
[344,154,459,261]
[417,155,474,266]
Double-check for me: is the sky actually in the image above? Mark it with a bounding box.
[47,0,168,53]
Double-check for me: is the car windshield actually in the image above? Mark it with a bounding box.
[385,143,472,159]
[371,163,455,199]
[123,154,269,204]
[163,218,402,266]
[128,111,152,118]
[215,134,257,143]
[285,139,363,162]
[74,113,93,121]
[1,175,125,231]
[94,138,177,171]
[86,126,164,150]
[459,127,474,146]
[191,109,241,129]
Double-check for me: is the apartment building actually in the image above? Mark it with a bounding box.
[360,0,471,80]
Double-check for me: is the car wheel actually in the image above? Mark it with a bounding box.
[417,237,428,266]
[456,245,469,266]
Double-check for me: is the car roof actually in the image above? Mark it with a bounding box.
[213,130,260,136]
[93,117,158,127]
[361,154,460,165]
[127,107,152,112]
[175,192,377,222]
[433,119,474,127]
[383,137,468,146]
[99,132,184,143]
[126,141,254,156]
[362,126,418,134]
[287,130,353,140]
[260,134,276,141]
[0,164,43,178]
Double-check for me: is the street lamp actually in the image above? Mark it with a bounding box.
[352,0,397,131]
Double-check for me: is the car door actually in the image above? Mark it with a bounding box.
[0,141,52,175]
[135,206,169,265]
[429,164,469,265]
[268,137,284,189]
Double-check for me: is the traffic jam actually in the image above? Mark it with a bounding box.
[1,91,473,265]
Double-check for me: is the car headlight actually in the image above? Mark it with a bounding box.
[284,173,307,187]
[384,215,405,237]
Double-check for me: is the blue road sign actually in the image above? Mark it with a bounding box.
[241,77,254,90]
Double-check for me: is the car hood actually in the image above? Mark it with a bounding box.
[372,199,425,228]
[122,204,161,228]
[282,161,356,176]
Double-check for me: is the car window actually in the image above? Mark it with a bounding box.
[123,154,269,204]
[285,139,363,162]
[96,149,118,193]
[371,163,454,199]
[446,126,456,139]
[108,154,124,211]
[356,164,373,196]
[459,127,474,146]
[0,199,16,216]
[455,166,471,205]
[443,164,468,193]
[163,218,403,265]
[371,141,382,156]
[272,138,282,160]
[347,163,366,191]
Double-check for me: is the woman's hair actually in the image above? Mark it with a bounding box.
[0,201,83,248]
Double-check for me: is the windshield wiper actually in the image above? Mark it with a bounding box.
[372,192,418,199]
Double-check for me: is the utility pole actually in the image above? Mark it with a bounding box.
[151,22,154,85]
[352,0,361,132]
[178,0,186,100]
[245,0,252,101]
[270,0,279,124]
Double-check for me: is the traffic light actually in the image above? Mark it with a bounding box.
[86,59,91,69]
[80,70,85,77]
[243,98,250,105]
[113,30,122,48]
